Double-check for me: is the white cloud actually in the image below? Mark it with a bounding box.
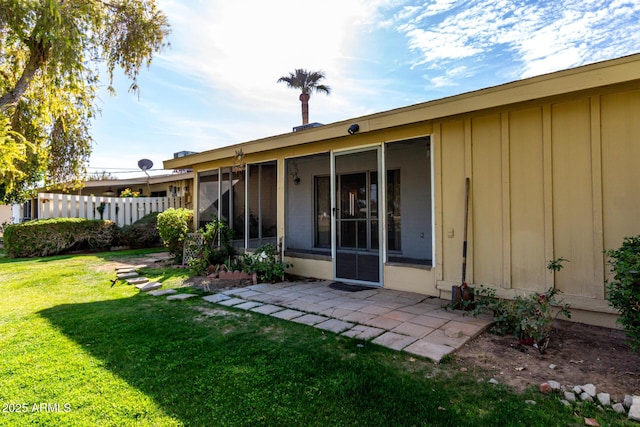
[388,0,640,80]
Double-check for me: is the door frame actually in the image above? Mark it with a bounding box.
[331,145,384,287]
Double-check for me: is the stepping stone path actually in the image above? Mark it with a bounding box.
[127,277,149,285]
[135,282,162,292]
[148,289,178,297]
[116,271,139,280]
[166,293,198,301]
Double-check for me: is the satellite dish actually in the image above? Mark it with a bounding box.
[138,159,153,171]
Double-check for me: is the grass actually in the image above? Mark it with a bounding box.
[0,250,632,426]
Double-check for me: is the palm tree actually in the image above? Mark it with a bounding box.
[277,69,331,125]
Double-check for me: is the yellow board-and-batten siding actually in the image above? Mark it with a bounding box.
[164,54,640,327]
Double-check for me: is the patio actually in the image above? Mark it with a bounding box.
[203,280,493,362]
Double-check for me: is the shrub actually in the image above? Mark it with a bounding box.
[238,243,291,283]
[3,218,117,258]
[187,219,235,276]
[606,235,640,354]
[156,208,194,261]
[460,258,571,354]
[467,286,571,353]
[118,212,162,249]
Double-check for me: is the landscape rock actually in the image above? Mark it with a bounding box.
[613,403,626,414]
[624,395,634,408]
[488,378,499,385]
[580,392,594,403]
[547,380,561,391]
[573,385,583,394]
[584,417,600,427]
[596,393,610,407]
[629,403,640,422]
[539,382,552,394]
[560,399,571,407]
[525,400,536,405]
[548,364,556,370]
[564,391,576,402]
[582,383,597,397]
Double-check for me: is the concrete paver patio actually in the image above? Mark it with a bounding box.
[203,280,493,362]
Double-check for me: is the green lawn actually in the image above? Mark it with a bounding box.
[0,250,630,426]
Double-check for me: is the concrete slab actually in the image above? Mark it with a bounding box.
[391,322,434,338]
[218,298,247,307]
[358,304,393,316]
[441,320,490,337]
[421,329,467,348]
[338,311,377,323]
[292,314,329,326]
[148,289,178,297]
[251,304,284,315]
[362,316,403,330]
[406,314,449,329]
[319,307,355,319]
[167,293,198,301]
[117,272,139,279]
[382,310,417,322]
[314,319,354,334]
[135,282,161,292]
[127,277,149,285]
[372,332,417,351]
[234,301,263,311]
[403,340,454,362]
[115,267,137,274]
[202,294,232,303]
[341,325,385,340]
[270,309,305,320]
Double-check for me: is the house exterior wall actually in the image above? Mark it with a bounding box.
[170,56,640,328]
[435,84,640,327]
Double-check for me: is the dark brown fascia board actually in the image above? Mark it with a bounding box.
[163,53,640,170]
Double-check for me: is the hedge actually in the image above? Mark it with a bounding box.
[3,218,117,258]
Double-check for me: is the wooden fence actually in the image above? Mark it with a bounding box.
[37,193,185,227]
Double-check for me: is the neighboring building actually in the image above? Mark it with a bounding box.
[76,171,194,201]
[12,170,194,226]
[164,54,640,328]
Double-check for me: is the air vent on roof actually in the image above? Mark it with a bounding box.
[292,122,323,132]
[173,151,197,159]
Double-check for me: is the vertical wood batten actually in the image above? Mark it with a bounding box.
[542,104,555,290]
[590,96,605,299]
[501,113,512,289]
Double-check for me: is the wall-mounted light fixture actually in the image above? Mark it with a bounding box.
[289,161,300,185]
[347,124,360,135]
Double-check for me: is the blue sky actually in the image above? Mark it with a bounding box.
[89,0,640,178]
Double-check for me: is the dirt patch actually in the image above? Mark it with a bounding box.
[455,320,640,401]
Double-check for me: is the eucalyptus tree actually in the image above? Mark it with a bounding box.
[277,69,330,125]
[0,0,170,203]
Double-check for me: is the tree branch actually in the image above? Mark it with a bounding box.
[0,37,51,111]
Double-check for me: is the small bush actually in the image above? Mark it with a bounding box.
[238,243,291,283]
[4,218,117,258]
[467,286,571,353]
[118,212,162,249]
[606,235,640,354]
[187,219,235,276]
[156,208,194,261]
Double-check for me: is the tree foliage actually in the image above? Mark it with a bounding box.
[0,0,170,203]
[277,68,330,125]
